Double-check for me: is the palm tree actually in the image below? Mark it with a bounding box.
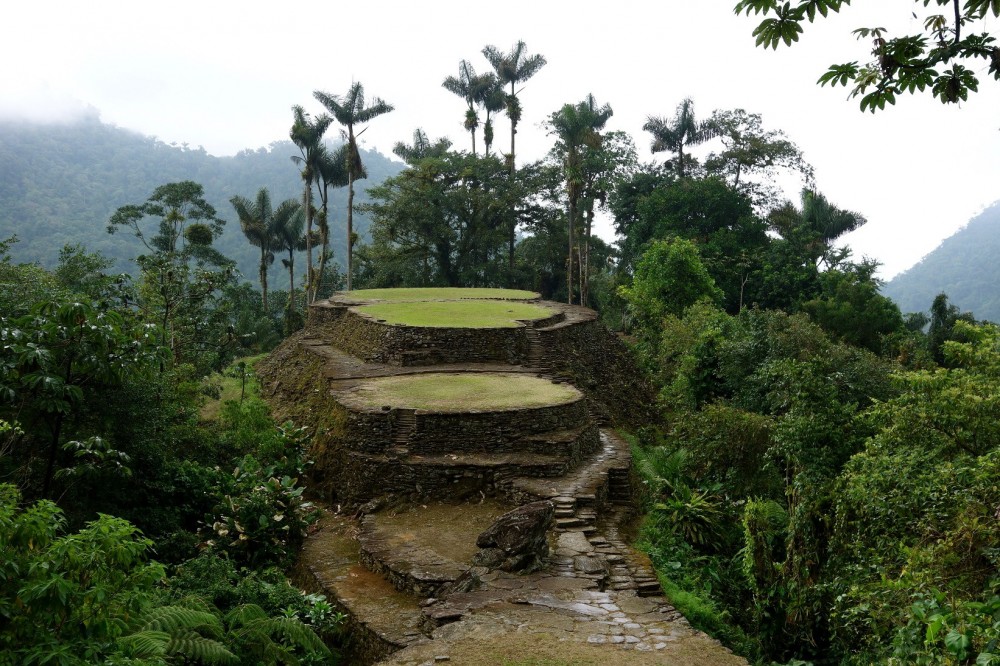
[314,83,394,291]
[230,188,278,311]
[481,78,506,157]
[393,129,453,166]
[312,143,350,301]
[482,41,547,267]
[548,95,613,305]
[290,106,332,302]
[643,98,714,178]
[442,61,494,156]
[769,189,867,267]
[576,94,615,306]
[270,199,305,315]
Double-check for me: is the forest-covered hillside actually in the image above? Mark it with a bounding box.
[0,116,403,284]
[884,201,1000,321]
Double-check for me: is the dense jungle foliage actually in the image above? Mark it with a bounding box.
[3,40,999,664]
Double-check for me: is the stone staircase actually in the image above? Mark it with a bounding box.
[390,409,416,456]
[524,326,551,375]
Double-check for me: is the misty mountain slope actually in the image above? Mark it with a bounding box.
[0,117,404,285]
[883,201,1000,321]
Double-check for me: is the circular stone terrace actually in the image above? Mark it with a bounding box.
[330,288,558,329]
[338,372,581,412]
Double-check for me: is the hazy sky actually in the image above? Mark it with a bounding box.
[3,1,998,278]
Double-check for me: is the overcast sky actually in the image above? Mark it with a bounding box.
[3,0,998,278]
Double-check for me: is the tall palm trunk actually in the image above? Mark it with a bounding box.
[583,201,595,306]
[302,179,314,302]
[346,131,356,292]
[286,249,296,312]
[567,187,576,305]
[313,203,328,303]
[259,259,269,312]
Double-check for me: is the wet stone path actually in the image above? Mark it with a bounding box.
[294,431,746,665]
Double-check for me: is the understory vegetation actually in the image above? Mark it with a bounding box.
[627,304,999,664]
[0,237,342,663]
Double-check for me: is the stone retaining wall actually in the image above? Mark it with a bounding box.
[404,400,589,455]
[334,451,577,505]
[313,307,530,366]
[540,319,658,427]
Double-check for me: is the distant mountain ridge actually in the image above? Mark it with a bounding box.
[883,200,1000,321]
[0,116,404,286]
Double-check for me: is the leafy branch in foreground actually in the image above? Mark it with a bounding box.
[735,0,1000,111]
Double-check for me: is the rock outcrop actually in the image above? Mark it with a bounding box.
[472,500,553,572]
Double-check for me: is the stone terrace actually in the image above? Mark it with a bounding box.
[259,290,745,665]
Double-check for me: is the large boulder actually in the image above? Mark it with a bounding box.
[472,500,553,572]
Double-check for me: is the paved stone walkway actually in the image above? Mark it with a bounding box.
[294,431,747,665]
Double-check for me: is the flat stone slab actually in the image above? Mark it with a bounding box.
[557,531,593,554]
[291,510,428,664]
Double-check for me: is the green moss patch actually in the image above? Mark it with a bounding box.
[356,300,554,328]
[346,373,579,411]
[347,287,539,302]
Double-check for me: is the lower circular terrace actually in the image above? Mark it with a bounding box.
[338,372,580,412]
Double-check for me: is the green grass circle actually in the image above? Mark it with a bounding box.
[355,300,554,328]
[346,373,580,411]
[346,287,539,302]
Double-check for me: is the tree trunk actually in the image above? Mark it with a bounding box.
[583,202,594,306]
[508,85,518,273]
[259,258,268,312]
[347,128,356,292]
[314,186,329,302]
[42,413,64,498]
[567,194,575,305]
[347,176,354,292]
[303,180,314,303]
[287,251,296,313]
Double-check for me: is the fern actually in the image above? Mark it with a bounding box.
[226,604,333,663]
[262,616,331,654]
[166,630,238,665]
[116,630,170,658]
[137,606,223,638]
[223,602,268,626]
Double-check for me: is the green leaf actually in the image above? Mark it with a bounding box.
[944,629,972,659]
[818,62,859,87]
[964,0,1000,19]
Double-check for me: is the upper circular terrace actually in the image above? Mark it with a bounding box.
[332,288,556,329]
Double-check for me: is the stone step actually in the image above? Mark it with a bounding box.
[358,515,469,598]
[554,516,591,530]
